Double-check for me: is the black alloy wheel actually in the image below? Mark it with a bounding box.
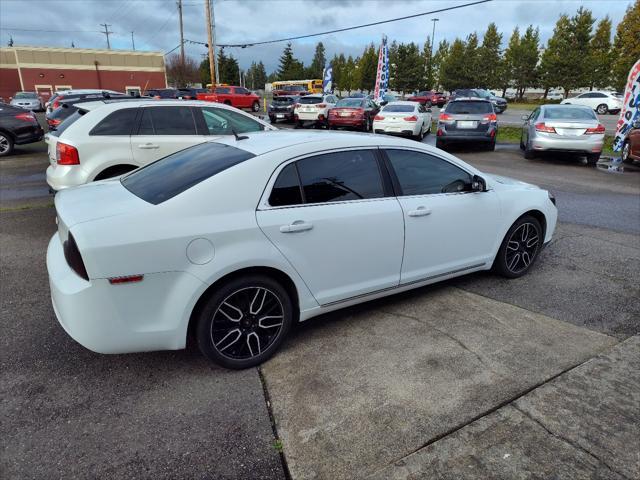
[494,216,543,278]
[197,275,293,369]
[596,104,608,115]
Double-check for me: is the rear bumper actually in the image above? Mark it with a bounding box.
[46,164,89,191]
[531,134,604,153]
[296,112,324,121]
[437,129,496,143]
[47,233,202,354]
[269,111,295,121]
[329,117,365,127]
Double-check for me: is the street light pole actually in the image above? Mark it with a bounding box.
[427,18,439,89]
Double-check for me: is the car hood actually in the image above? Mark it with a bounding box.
[488,174,539,189]
[55,178,150,228]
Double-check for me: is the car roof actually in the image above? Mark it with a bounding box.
[543,104,594,110]
[76,99,247,112]
[450,97,490,102]
[383,101,418,106]
[205,130,423,157]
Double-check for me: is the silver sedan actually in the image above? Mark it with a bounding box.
[10,92,43,111]
[520,104,605,165]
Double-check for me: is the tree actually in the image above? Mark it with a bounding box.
[463,33,480,87]
[421,37,432,89]
[306,42,326,79]
[331,53,346,92]
[477,23,503,89]
[277,42,304,80]
[611,0,640,91]
[439,38,467,91]
[166,53,200,88]
[501,27,520,96]
[246,61,267,90]
[217,48,240,85]
[358,43,378,93]
[512,25,540,98]
[588,17,613,90]
[342,55,358,94]
[394,42,423,93]
[388,40,399,91]
[432,40,449,90]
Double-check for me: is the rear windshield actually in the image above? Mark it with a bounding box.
[121,142,255,204]
[49,110,85,136]
[382,104,414,113]
[298,96,323,104]
[545,107,597,120]
[49,104,77,120]
[446,101,493,114]
[336,99,363,107]
[273,97,296,104]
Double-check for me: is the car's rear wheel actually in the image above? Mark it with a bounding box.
[196,275,293,369]
[486,139,496,151]
[523,139,535,159]
[435,138,446,150]
[494,216,543,278]
[0,132,14,157]
[586,152,600,165]
[252,101,260,112]
[224,100,232,106]
[596,104,608,115]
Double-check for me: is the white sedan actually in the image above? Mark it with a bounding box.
[373,101,432,140]
[560,91,622,115]
[47,131,557,369]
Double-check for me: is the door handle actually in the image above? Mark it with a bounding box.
[280,221,313,233]
[408,206,432,217]
[138,143,159,149]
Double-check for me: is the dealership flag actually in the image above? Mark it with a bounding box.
[613,58,640,152]
[374,35,389,101]
[323,66,333,94]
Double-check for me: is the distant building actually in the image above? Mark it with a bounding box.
[0,45,167,101]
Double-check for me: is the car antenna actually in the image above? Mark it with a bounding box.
[230,126,248,141]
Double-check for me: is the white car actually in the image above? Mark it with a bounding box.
[45,100,274,191]
[547,91,564,101]
[373,101,432,140]
[560,91,622,115]
[46,89,122,114]
[294,94,338,128]
[47,130,557,369]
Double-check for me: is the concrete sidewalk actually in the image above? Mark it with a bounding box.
[262,287,619,479]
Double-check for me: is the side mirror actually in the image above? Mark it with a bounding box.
[471,175,487,192]
[521,114,529,120]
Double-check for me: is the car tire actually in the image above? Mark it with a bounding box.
[524,140,535,159]
[294,121,303,129]
[435,138,446,150]
[487,139,496,151]
[519,135,525,150]
[0,131,14,157]
[622,140,632,163]
[493,215,543,279]
[224,100,232,106]
[596,104,608,115]
[196,274,293,369]
[269,115,276,123]
[252,101,260,112]
[586,152,600,165]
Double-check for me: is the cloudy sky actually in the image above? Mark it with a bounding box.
[0,0,631,73]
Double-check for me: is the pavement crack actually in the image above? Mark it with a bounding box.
[511,404,631,480]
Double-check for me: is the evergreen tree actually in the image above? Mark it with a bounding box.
[512,25,540,98]
[588,17,613,90]
[343,55,357,94]
[277,42,304,80]
[500,27,520,97]
[217,49,240,85]
[331,53,347,92]
[432,40,450,90]
[388,40,399,91]
[395,42,423,93]
[246,61,268,90]
[307,42,326,79]
[463,33,480,87]
[421,37,432,89]
[358,44,378,93]
[611,0,640,91]
[477,23,503,89]
[439,38,467,91]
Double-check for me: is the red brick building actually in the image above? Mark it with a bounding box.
[0,46,167,101]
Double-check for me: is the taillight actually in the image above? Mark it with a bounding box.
[15,113,35,122]
[585,124,606,134]
[439,113,453,121]
[403,115,418,122]
[374,115,384,121]
[483,113,497,122]
[535,122,556,133]
[56,142,80,165]
[317,103,326,108]
[48,118,61,126]
[63,233,89,280]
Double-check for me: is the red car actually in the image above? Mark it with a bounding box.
[273,85,310,97]
[197,86,261,112]
[327,98,380,131]
[407,90,448,107]
[622,119,640,163]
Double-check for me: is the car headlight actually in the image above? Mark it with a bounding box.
[548,191,556,206]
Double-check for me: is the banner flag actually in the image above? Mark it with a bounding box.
[374,35,389,101]
[323,66,333,94]
[613,58,640,152]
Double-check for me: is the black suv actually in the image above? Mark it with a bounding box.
[268,95,300,123]
[0,103,44,156]
[450,89,507,114]
[145,88,178,99]
[436,98,497,151]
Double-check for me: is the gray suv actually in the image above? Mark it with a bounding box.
[450,89,507,114]
[435,99,497,151]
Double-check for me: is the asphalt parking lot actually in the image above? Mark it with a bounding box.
[1,123,638,479]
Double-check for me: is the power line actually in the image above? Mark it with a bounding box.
[216,0,493,48]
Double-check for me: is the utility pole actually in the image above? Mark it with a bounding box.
[131,31,136,51]
[427,18,439,88]
[100,23,113,49]
[211,0,219,84]
[204,0,215,87]
[177,0,185,64]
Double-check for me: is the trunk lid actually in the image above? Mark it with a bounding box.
[543,121,595,137]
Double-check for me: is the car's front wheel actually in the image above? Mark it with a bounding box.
[196,275,293,369]
[0,132,14,157]
[494,216,543,278]
[596,104,608,115]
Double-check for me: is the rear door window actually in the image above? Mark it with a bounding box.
[136,106,196,135]
[89,108,138,135]
[269,163,303,207]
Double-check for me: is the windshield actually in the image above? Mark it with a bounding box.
[382,104,414,113]
[122,142,255,205]
[446,101,493,114]
[299,96,323,105]
[336,99,363,108]
[544,107,597,120]
[273,96,296,104]
[15,92,37,99]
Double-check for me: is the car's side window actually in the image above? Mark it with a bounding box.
[136,106,196,135]
[530,108,540,120]
[235,87,249,95]
[89,108,138,136]
[593,92,606,98]
[269,163,303,207]
[385,149,473,195]
[215,87,231,94]
[198,107,265,135]
[297,150,384,204]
